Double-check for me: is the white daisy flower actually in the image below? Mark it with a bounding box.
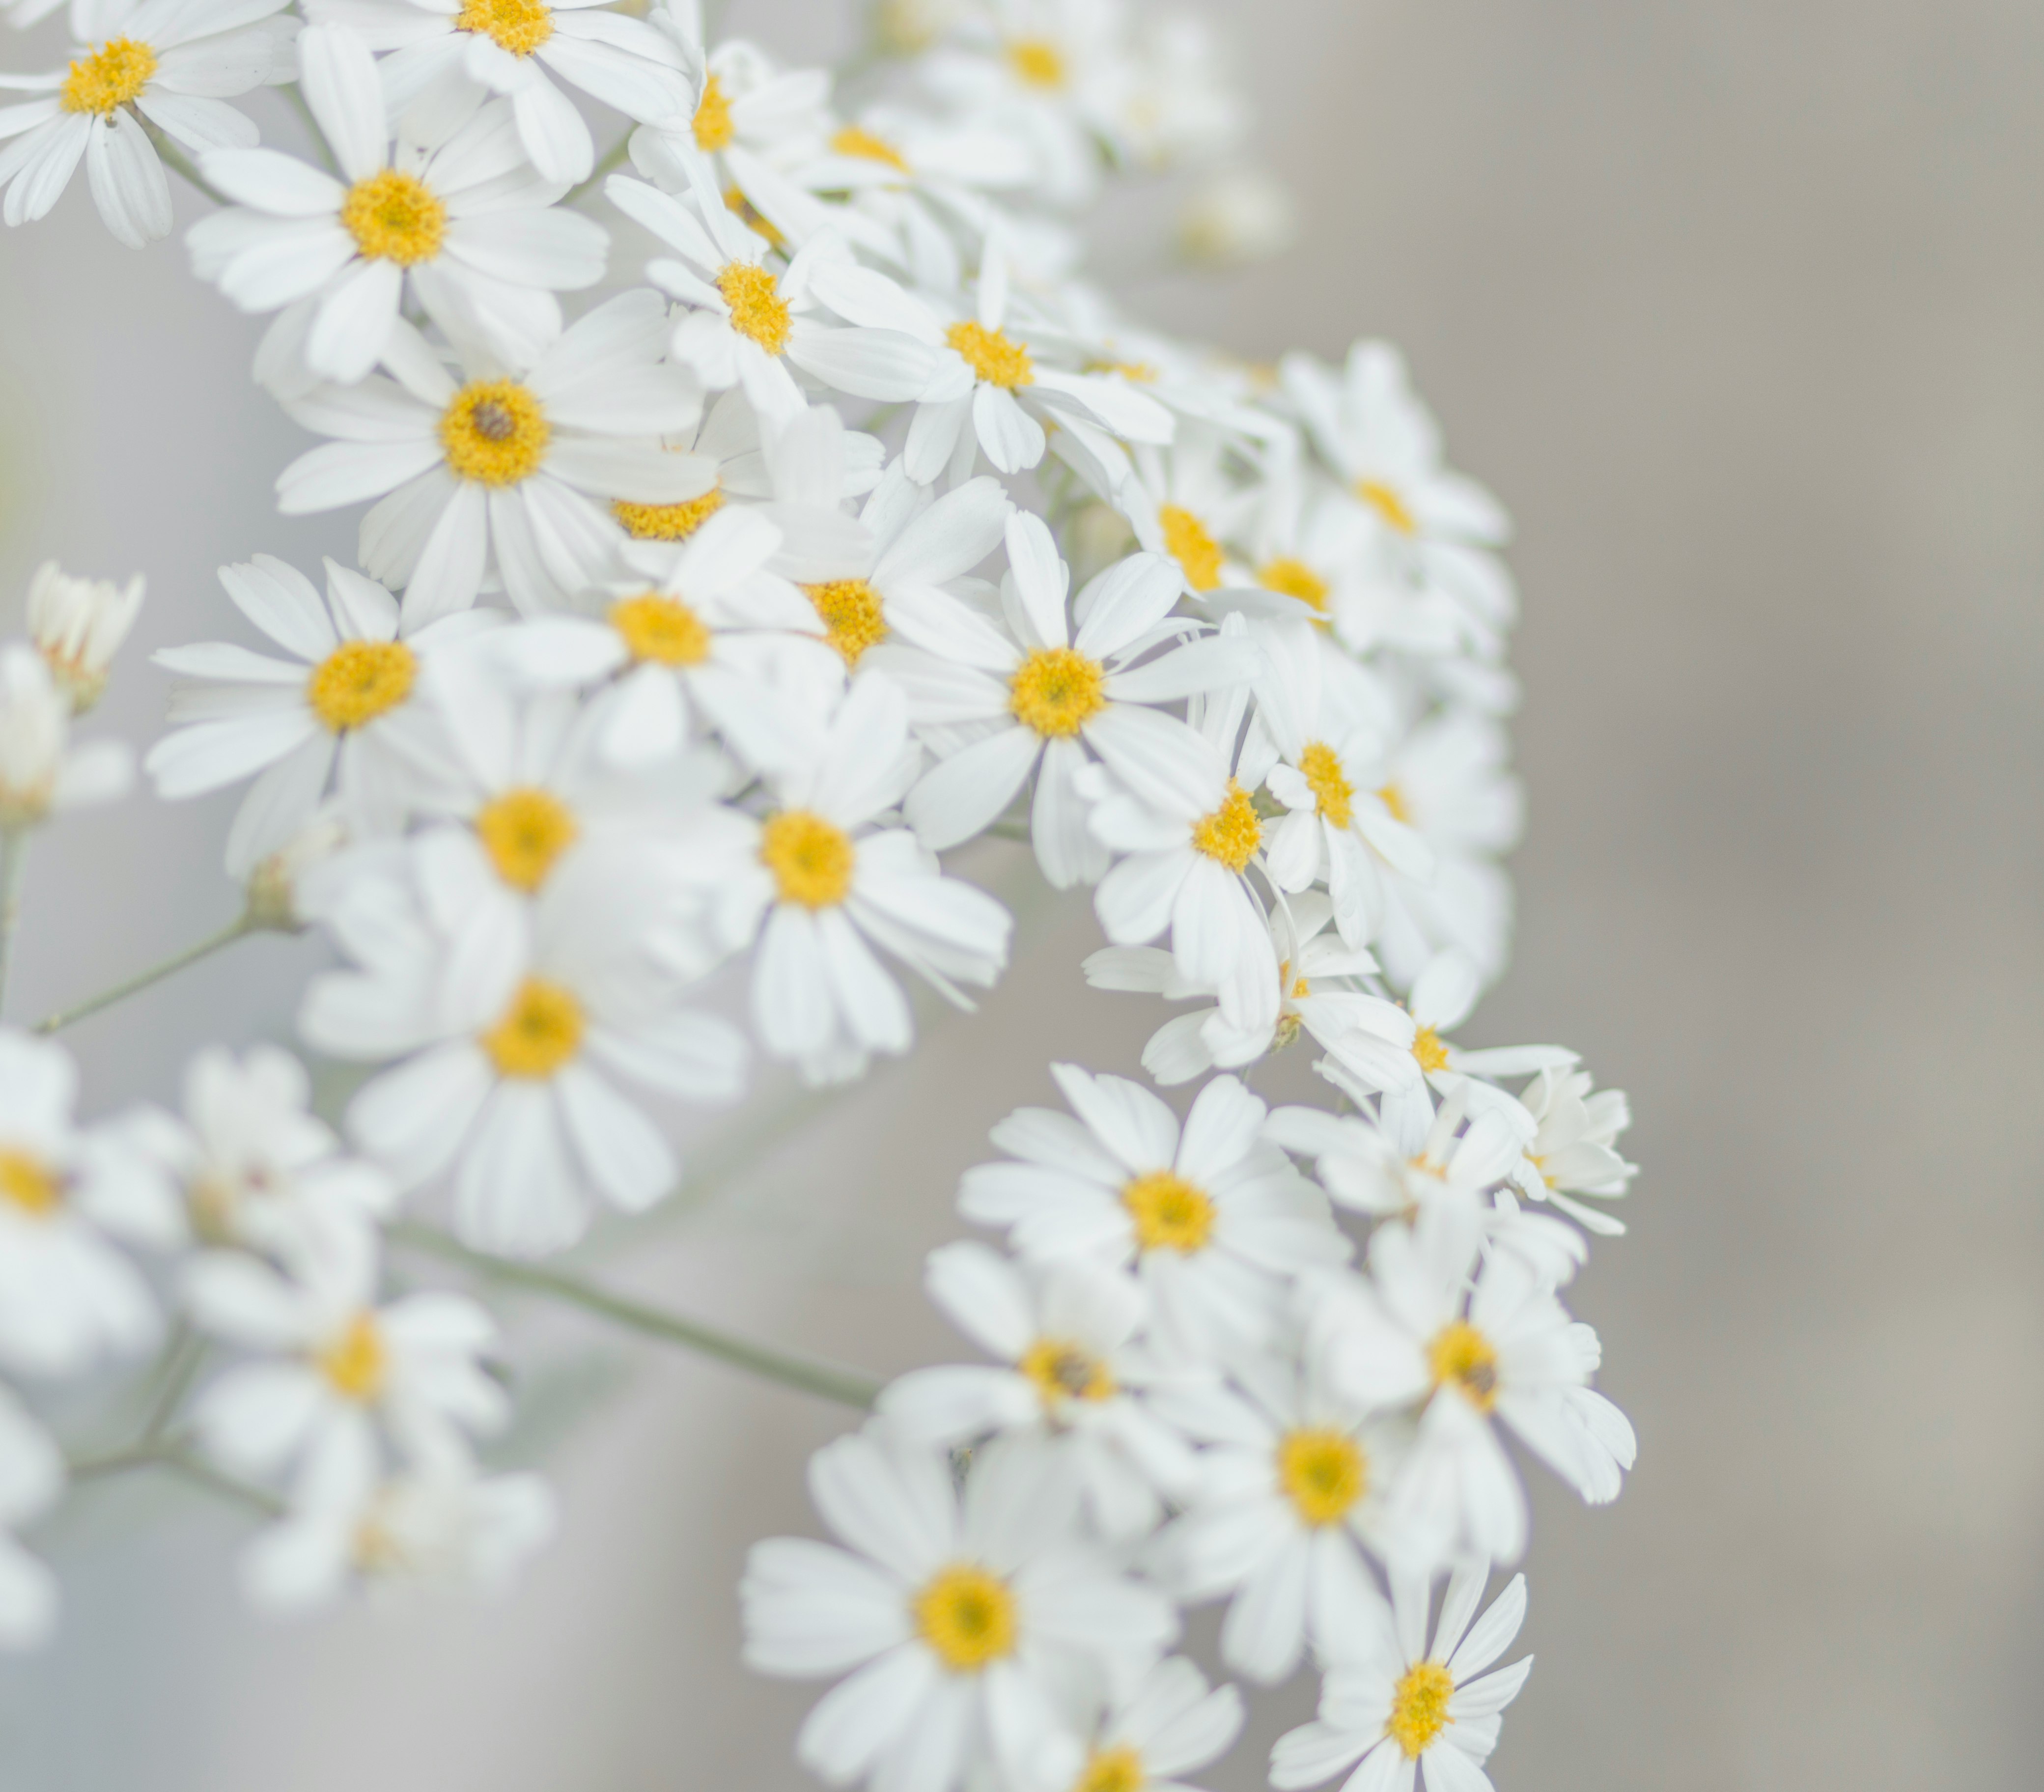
[0,0,295,249]
[0,1386,63,1652]
[877,1240,1199,1540]
[1506,1066,1636,1237]
[277,292,707,622]
[883,514,1243,884]
[144,554,497,875]
[1120,424,1262,603]
[187,1216,506,1484]
[1049,1655,1245,1792]
[1366,951,1574,1135]
[1271,1565,1532,1792]
[299,828,745,1255]
[742,1429,1177,1792]
[189,27,609,388]
[304,0,691,186]
[0,644,131,830]
[25,559,143,713]
[958,1067,1346,1358]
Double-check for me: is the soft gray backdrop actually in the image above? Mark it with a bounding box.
[0,0,2040,1787]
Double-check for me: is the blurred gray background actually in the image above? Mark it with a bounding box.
[1,0,2042,1787]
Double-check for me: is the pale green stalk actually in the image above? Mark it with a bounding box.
[35,912,254,1036]
[0,829,25,1018]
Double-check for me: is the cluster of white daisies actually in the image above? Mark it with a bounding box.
[0,0,1638,1786]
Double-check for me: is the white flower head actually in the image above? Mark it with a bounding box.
[0,1387,63,1652]
[1047,1654,1244,1792]
[0,644,131,831]
[1176,168,1295,268]
[1507,1066,1636,1237]
[25,560,143,712]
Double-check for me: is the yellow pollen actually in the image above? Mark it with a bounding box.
[340,168,446,266]
[480,978,584,1079]
[316,1313,387,1402]
[947,320,1034,390]
[1410,1024,1450,1074]
[723,185,785,249]
[476,787,578,892]
[1356,477,1418,537]
[1428,1319,1500,1412]
[1259,556,1330,614]
[831,124,910,172]
[307,640,416,732]
[802,578,887,665]
[913,1564,1017,1672]
[1277,1426,1368,1527]
[608,592,713,666]
[1191,780,1261,872]
[1019,1338,1116,1406]
[1377,782,1411,824]
[1158,504,1223,592]
[455,0,552,55]
[1121,1169,1215,1254]
[760,810,855,908]
[1084,358,1157,382]
[1075,1746,1146,1792]
[693,72,733,149]
[1387,1660,1456,1757]
[439,379,549,486]
[60,38,156,115]
[716,261,791,353]
[1299,741,1354,828]
[613,482,724,543]
[1006,37,1067,88]
[1009,646,1105,737]
[0,1151,60,1216]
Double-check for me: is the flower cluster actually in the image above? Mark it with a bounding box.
[0,0,1640,1785]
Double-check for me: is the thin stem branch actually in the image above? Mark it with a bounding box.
[67,1435,283,1517]
[564,135,634,209]
[137,114,227,206]
[35,912,254,1036]
[0,828,26,1020]
[279,83,339,176]
[390,1221,882,1409]
[140,1326,206,1444]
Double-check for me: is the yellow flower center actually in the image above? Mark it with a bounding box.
[439,379,549,486]
[1387,1660,1456,1757]
[306,640,416,733]
[1410,1024,1450,1074]
[1006,37,1067,87]
[693,72,733,150]
[60,38,156,115]
[947,320,1034,390]
[1299,740,1353,828]
[455,0,552,56]
[476,786,578,892]
[1277,1425,1368,1526]
[1159,504,1223,591]
[0,1151,60,1216]
[802,578,887,665]
[608,592,713,666]
[716,261,791,353]
[480,978,584,1079]
[831,124,910,172]
[1075,1746,1146,1792]
[1019,1338,1116,1406]
[1121,1169,1214,1254]
[316,1313,388,1402]
[914,1564,1017,1671]
[340,168,446,266]
[1356,477,1418,537]
[1191,779,1261,872]
[760,810,854,908]
[1009,646,1105,737]
[1377,781,1411,823]
[1259,556,1330,614]
[613,483,724,543]
[1428,1319,1500,1412]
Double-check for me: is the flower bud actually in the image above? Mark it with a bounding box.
[26,561,144,713]
[1176,170,1298,270]
[244,810,351,932]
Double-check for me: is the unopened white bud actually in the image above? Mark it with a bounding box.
[0,644,130,831]
[1176,169,1298,269]
[244,810,351,931]
[874,0,959,55]
[26,561,144,713]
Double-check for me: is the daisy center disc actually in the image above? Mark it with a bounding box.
[0,1150,60,1216]
[341,168,447,266]
[947,320,1034,390]
[1009,645,1104,737]
[455,0,552,56]
[1005,37,1067,88]
[1277,1426,1367,1527]
[716,262,792,353]
[1410,1023,1450,1074]
[1299,741,1353,827]
[913,1564,1017,1672]
[481,978,584,1079]
[831,124,909,171]
[1428,1318,1500,1411]
[801,578,886,665]
[614,483,724,543]
[1259,556,1330,614]
[1388,1660,1456,1757]
[440,379,549,486]
[1191,780,1261,872]
[1356,477,1418,537]
[476,786,578,892]
[61,38,156,116]
[1121,1168,1214,1254]
[316,1312,388,1402]
[692,72,733,150]
[1076,1747,1145,1792]
[307,639,416,733]
[1159,504,1223,592]
[760,810,855,908]
[1019,1337,1115,1405]
[609,592,713,666]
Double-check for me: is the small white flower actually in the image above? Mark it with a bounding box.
[241,804,351,921]
[1049,1655,1245,1792]
[0,1386,63,1651]
[0,645,131,831]
[25,560,143,712]
[1507,1066,1636,1237]
[1176,168,1294,268]
[1120,424,1261,602]
[631,12,835,194]
[1271,1565,1532,1792]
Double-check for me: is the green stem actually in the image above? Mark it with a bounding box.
[139,1326,205,1444]
[564,135,634,209]
[67,1436,283,1517]
[35,912,254,1036]
[0,828,25,1020]
[279,83,339,176]
[390,1221,882,1409]
[138,114,227,207]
